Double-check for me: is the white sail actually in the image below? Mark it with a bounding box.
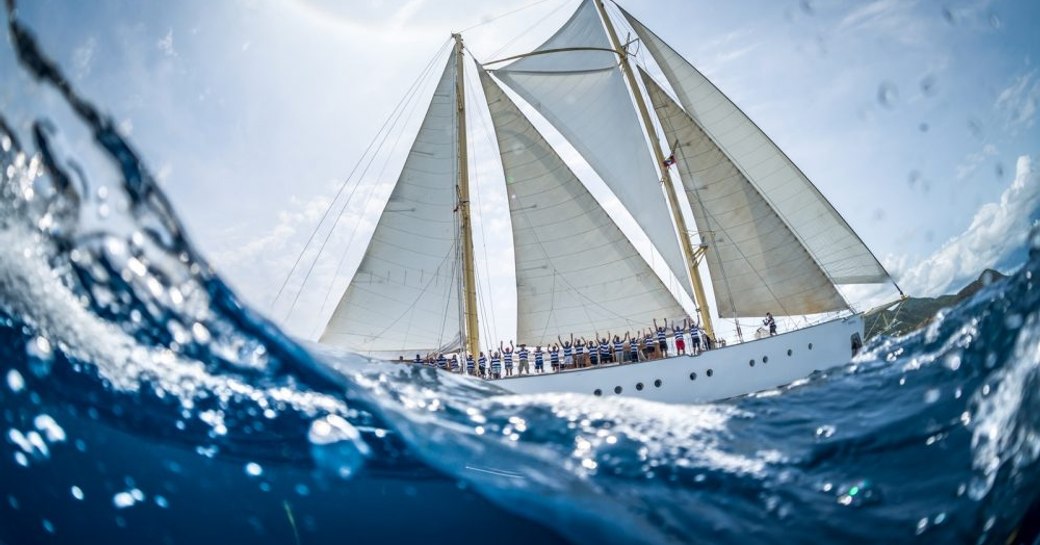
[492,0,693,299]
[623,9,889,285]
[320,55,463,355]
[642,71,846,317]
[480,69,686,345]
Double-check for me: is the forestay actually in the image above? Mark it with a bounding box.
[642,70,847,317]
[480,69,686,345]
[320,56,463,355]
[492,0,694,299]
[623,9,889,286]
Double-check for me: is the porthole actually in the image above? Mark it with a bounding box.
[636,382,644,391]
[762,356,769,364]
[654,379,662,388]
[749,359,755,367]
[614,386,623,394]
[593,389,602,396]
[808,343,814,350]
[787,349,793,357]
[689,372,697,380]
[706,369,714,377]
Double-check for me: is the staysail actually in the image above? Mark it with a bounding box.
[320,55,463,355]
[622,8,890,286]
[480,69,686,345]
[642,70,847,317]
[491,0,694,299]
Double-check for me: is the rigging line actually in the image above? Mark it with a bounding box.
[289,40,453,325]
[647,67,805,321]
[277,39,452,322]
[273,38,451,315]
[459,0,561,33]
[485,0,575,61]
[310,49,447,333]
[359,248,459,345]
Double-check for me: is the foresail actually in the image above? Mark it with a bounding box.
[480,69,686,345]
[623,9,889,286]
[320,55,462,355]
[492,0,693,299]
[642,71,847,317]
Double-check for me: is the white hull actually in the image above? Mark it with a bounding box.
[494,316,863,404]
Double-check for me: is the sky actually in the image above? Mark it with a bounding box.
[1,0,1038,345]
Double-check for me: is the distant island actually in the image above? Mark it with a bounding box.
[863,269,1007,340]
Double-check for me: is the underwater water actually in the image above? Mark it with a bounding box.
[2,7,1040,545]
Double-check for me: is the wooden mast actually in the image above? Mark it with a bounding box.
[454,33,480,368]
[593,0,716,340]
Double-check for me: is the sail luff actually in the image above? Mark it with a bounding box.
[478,68,687,346]
[621,7,890,288]
[454,34,480,362]
[591,0,715,338]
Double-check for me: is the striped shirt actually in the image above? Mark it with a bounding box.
[656,329,667,342]
[478,355,487,369]
[613,339,623,351]
[504,352,514,368]
[534,351,544,366]
[491,356,501,373]
[550,350,559,364]
[599,342,611,356]
[690,326,701,342]
[574,343,584,355]
[466,356,475,371]
[436,355,447,368]
[563,345,573,358]
[518,348,529,360]
[674,329,683,340]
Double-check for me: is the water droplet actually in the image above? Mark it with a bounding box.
[815,425,836,439]
[294,484,310,497]
[6,369,25,393]
[155,495,169,508]
[33,414,66,443]
[877,82,899,108]
[113,491,136,509]
[944,353,962,371]
[916,516,929,535]
[42,519,55,534]
[1004,313,1023,329]
[70,486,84,501]
[920,74,937,96]
[934,512,946,525]
[245,462,263,477]
[924,389,940,404]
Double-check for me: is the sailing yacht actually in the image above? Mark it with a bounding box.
[309,0,901,404]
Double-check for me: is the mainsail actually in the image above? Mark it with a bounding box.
[642,70,846,317]
[320,56,463,355]
[479,69,686,346]
[622,8,890,287]
[491,0,694,298]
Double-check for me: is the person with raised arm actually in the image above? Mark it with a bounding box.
[517,343,530,375]
[550,343,560,372]
[533,346,544,374]
[501,341,515,377]
[673,320,686,356]
[612,333,625,364]
[558,334,573,370]
[653,318,669,358]
[689,318,702,356]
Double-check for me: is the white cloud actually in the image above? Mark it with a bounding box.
[895,154,1039,296]
[157,29,177,57]
[72,36,96,81]
[996,70,1039,131]
[955,143,999,181]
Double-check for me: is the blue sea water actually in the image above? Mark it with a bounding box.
[1,8,1040,545]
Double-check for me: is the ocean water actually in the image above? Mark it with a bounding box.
[2,9,1040,545]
